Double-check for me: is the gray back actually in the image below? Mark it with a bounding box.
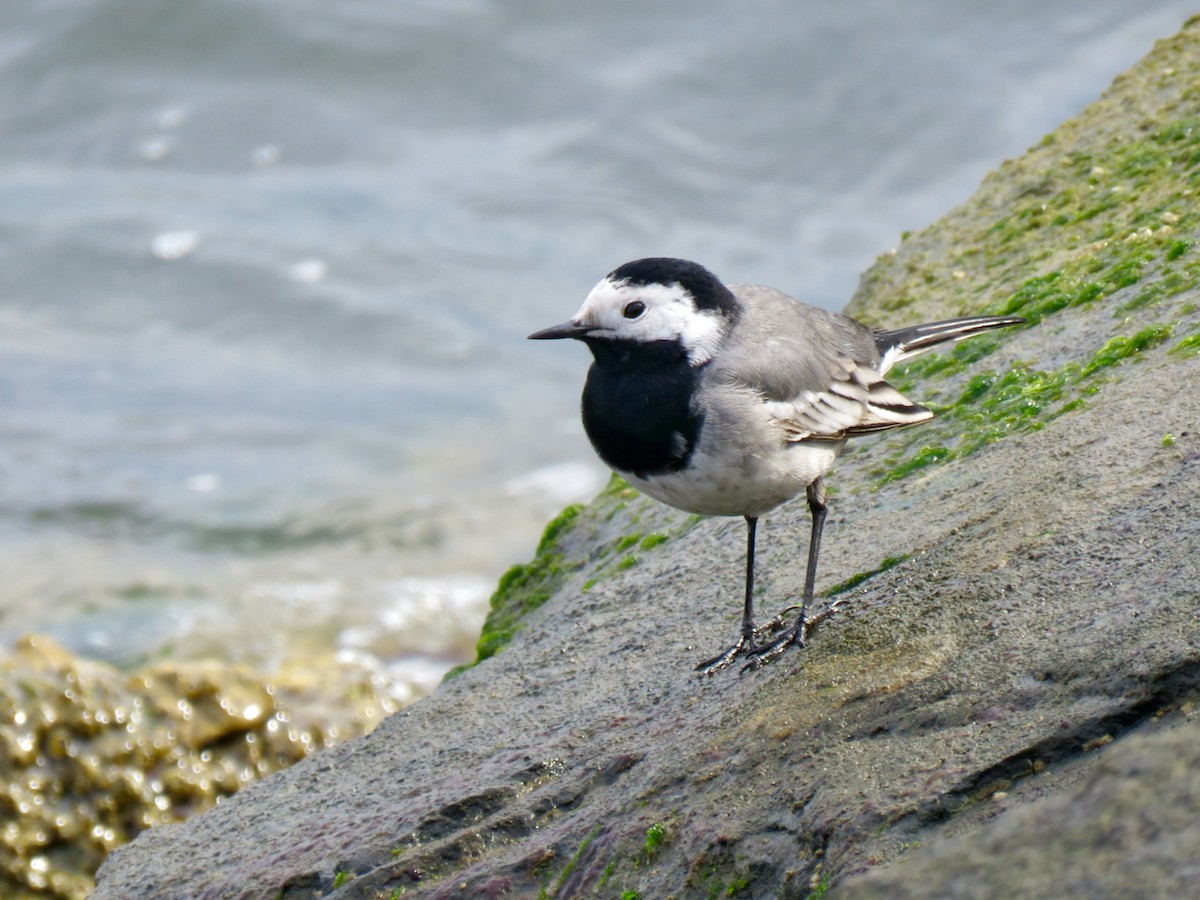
[708,284,879,401]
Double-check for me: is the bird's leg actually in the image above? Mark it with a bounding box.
[695,515,760,674]
[796,477,828,641]
[745,478,827,669]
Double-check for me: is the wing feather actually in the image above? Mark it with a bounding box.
[767,359,933,442]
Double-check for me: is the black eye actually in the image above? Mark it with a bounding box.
[623,301,646,319]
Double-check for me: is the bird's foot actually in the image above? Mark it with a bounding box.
[694,612,797,675]
[740,612,808,673]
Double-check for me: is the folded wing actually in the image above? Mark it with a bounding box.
[766,358,933,442]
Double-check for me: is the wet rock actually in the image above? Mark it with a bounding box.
[94,17,1200,900]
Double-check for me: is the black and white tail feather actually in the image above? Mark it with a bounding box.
[874,316,1024,374]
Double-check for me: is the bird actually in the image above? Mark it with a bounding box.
[529,258,1024,674]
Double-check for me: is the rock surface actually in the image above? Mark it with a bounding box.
[838,720,1200,899]
[94,19,1200,900]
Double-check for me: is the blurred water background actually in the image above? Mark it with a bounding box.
[0,0,1194,700]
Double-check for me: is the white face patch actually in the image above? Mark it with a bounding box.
[571,277,727,365]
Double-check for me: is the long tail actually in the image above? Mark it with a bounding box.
[874,315,1025,375]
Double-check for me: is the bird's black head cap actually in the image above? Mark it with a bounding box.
[607,258,740,318]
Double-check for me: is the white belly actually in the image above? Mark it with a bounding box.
[623,439,843,518]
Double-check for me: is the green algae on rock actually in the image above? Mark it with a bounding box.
[0,635,397,899]
[455,502,587,670]
[873,320,1177,486]
[848,23,1200,485]
[446,475,696,677]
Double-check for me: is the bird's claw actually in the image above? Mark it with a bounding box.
[739,624,806,673]
[754,605,801,639]
[695,609,807,676]
[694,636,749,676]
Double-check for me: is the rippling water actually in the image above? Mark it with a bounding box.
[0,0,1193,694]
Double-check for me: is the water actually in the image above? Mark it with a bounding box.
[0,0,1193,695]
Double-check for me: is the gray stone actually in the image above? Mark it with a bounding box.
[836,721,1200,899]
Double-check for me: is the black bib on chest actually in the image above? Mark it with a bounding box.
[580,339,705,478]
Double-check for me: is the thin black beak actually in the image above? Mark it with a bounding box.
[527,320,591,340]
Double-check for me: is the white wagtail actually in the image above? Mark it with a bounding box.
[530,258,1023,673]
